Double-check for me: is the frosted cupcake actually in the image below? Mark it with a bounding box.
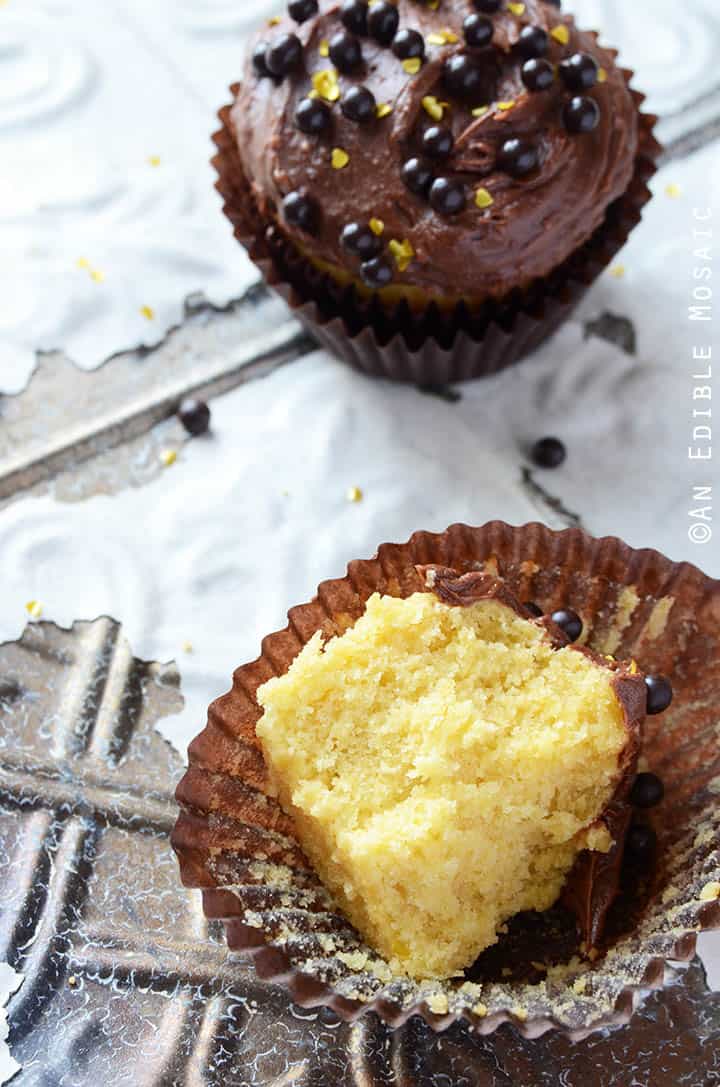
[213,0,659,381]
[173,523,720,1036]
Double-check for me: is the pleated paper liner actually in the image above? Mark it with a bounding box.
[211,71,660,384]
[173,522,720,1040]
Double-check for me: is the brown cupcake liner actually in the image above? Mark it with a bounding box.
[212,73,661,384]
[172,522,720,1040]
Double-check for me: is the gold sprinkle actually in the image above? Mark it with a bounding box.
[26,600,43,619]
[700,882,720,902]
[376,102,393,118]
[427,28,458,45]
[268,15,281,26]
[68,976,78,988]
[507,2,525,14]
[331,147,350,169]
[665,182,682,199]
[422,95,447,121]
[346,486,363,503]
[474,187,494,209]
[160,449,178,468]
[312,69,340,103]
[148,155,161,167]
[598,67,607,83]
[473,1001,488,1017]
[630,659,639,675]
[319,39,329,57]
[140,305,155,321]
[402,57,422,75]
[471,105,489,118]
[550,25,570,45]
[609,263,626,279]
[76,257,90,269]
[497,100,515,112]
[369,218,385,236]
[90,269,105,283]
[388,238,415,272]
[182,640,194,654]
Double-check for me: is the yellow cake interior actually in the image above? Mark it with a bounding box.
[256,591,628,980]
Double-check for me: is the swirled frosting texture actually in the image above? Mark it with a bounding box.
[232,0,639,301]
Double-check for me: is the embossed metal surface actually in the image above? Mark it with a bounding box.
[2,618,720,1085]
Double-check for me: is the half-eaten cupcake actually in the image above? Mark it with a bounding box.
[255,567,668,981]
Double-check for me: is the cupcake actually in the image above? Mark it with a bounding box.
[212,1,660,382]
[172,523,720,1037]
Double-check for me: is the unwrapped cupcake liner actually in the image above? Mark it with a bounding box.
[211,67,660,384]
[173,522,720,1039]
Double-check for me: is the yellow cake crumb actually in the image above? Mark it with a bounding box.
[425,992,449,1015]
[700,882,720,902]
[257,591,631,979]
[25,600,43,619]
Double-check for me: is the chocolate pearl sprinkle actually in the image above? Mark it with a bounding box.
[296,97,332,134]
[563,95,600,134]
[341,85,376,123]
[429,177,466,216]
[265,33,303,77]
[361,255,394,288]
[463,13,493,49]
[516,25,549,60]
[422,125,454,160]
[282,190,319,234]
[497,137,539,178]
[329,29,363,73]
[625,823,656,866]
[630,773,665,809]
[367,1,399,46]
[178,398,211,437]
[288,0,318,23]
[644,675,673,715]
[392,28,425,61]
[443,54,485,101]
[252,41,272,78]
[401,157,434,198]
[473,0,501,11]
[550,609,582,642]
[340,0,369,36]
[560,53,600,92]
[522,58,555,92]
[531,436,566,468]
[341,222,383,259]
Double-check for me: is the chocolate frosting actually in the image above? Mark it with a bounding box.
[419,565,646,949]
[233,0,639,301]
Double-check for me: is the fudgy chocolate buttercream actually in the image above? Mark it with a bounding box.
[233,0,639,302]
